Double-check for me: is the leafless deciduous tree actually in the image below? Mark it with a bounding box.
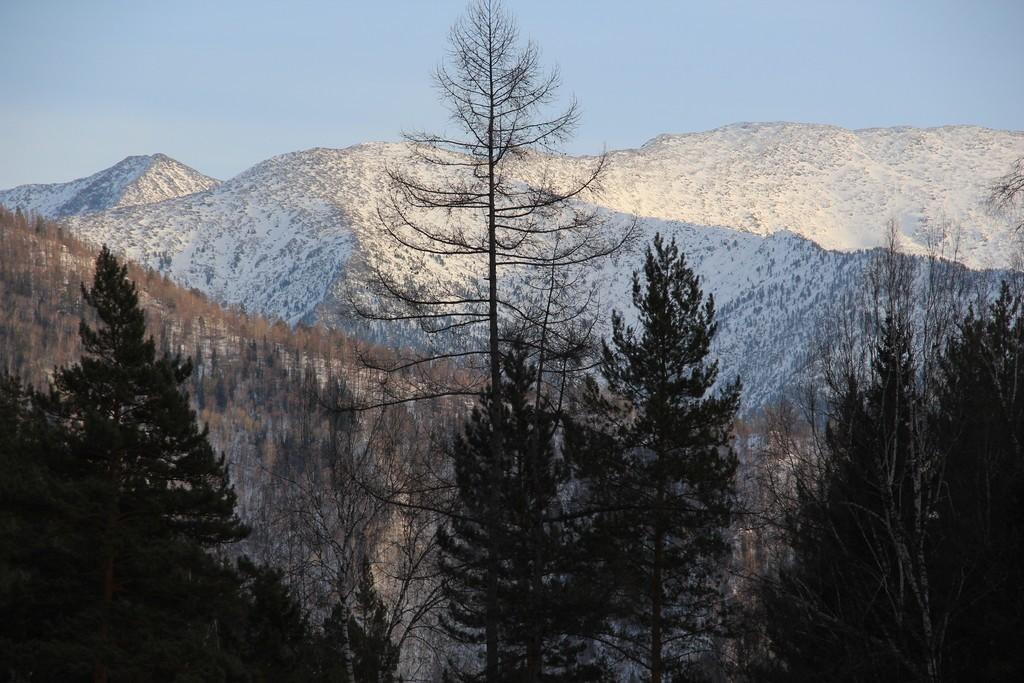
[350,2,635,679]
[247,378,454,681]
[355,0,634,399]
[990,156,1024,233]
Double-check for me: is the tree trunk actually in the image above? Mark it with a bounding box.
[92,549,115,683]
[525,271,555,683]
[94,457,121,683]
[340,589,357,683]
[484,52,502,683]
[651,518,665,683]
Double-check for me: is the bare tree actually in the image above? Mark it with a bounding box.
[990,156,1024,233]
[349,2,635,679]
[356,0,633,394]
[247,374,454,682]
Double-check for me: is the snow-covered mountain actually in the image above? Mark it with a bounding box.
[20,123,1022,408]
[521,123,1024,267]
[0,153,219,218]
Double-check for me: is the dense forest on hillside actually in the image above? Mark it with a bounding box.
[0,206,471,678]
[0,205,466,501]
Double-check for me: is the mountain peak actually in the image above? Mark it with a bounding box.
[0,154,219,218]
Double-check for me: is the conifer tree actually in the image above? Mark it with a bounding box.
[760,316,931,681]
[934,283,1024,680]
[48,246,249,681]
[438,348,603,682]
[318,558,401,683]
[230,557,318,683]
[0,375,96,678]
[576,234,740,682]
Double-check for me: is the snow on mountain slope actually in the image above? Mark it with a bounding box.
[67,144,401,324]
[514,123,1024,269]
[59,124,1022,408]
[0,154,219,218]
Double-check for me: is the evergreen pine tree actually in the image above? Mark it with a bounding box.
[47,246,250,681]
[576,234,740,681]
[934,283,1024,680]
[438,348,603,682]
[0,375,97,679]
[760,315,928,681]
[228,557,318,683]
[317,558,400,683]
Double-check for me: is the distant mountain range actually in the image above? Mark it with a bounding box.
[3,122,1021,409]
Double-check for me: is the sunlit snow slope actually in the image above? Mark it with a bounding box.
[517,123,1024,267]
[0,154,219,218]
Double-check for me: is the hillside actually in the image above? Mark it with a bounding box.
[0,207,467,517]
[0,153,219,218]
[0,206,469,675]
[6,123,1020,409]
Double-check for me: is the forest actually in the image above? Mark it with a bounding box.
[2,201,1023,682]
[3,0,1024,681]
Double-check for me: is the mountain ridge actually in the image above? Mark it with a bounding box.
[5,122,1020,409]
[549,122,1023,265]
[0,153,220,218]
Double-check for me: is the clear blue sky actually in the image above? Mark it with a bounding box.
[1,0,1021,188]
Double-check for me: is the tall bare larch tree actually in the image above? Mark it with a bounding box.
[355,2,633,679]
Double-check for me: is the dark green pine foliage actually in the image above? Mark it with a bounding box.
[229,558,319,683]
[318,559,400,683]
[577,234,739,682]
[47,246,250,681]
[935,283,1024,680]
[438,348,603,682]
[761,316,928,682]
[760,288,1024,682]
[0,375,98,678]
